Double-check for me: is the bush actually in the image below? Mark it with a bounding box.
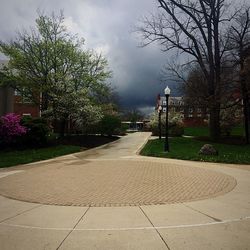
[20,116,50,146]
[149,112,184,137]
[98,115,121,136]
[121,123,129,131]
[0,113,27,146]
[220,106,242,136]
[169,124,184,136]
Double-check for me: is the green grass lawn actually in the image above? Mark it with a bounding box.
[140,137,250,164]
[184,125,244,137]
[0,145,81,168]
[231,125,245,136]
[184,126,209,137]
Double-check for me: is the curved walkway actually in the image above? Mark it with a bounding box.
[0,132,249,249]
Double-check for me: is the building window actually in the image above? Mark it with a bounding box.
[14,89,22,96]
[171,107,176,112]
[22,95,33,104]
[14,88,33,104]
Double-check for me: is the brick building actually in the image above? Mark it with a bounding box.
[156,94,208,126]
[0,60,40,117]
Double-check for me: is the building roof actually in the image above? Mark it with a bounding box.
[159,96,184,106]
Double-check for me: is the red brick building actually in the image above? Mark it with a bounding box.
[156,95,208,126]
[13,93,40,117]
[0,60,40,117]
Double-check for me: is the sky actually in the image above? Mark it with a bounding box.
[0,0,179,114]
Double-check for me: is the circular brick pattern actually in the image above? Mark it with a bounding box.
[0,160,236,206]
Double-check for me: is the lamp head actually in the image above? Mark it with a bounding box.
[164,86,171,96]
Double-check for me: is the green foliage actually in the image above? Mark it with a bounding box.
[140,137,250,164]
[121,123,130,131]
[98,115,121,136]
[169,124,184,136]
[20,116,50,146]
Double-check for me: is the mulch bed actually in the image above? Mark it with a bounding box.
[54,134,119,148]
[0,135,120,152]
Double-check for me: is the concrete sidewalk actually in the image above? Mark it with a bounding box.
[0,132,249,250]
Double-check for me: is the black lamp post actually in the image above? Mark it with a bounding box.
[158,105,162,140]
[164,86,171,152]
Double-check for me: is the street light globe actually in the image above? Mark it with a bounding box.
[164,86,171,95]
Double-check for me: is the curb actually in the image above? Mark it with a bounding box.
[135,132,152,155]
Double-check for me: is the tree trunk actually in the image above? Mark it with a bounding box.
[209,103,221,141]
[241,80,250,144]
[41,92,49,115]
[247,99,250,143]
[242,97,250,144]
[240,59,250,144]
[59,118,66,138]
[158,111,162,140]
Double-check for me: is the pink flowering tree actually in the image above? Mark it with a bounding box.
[0,113,27,144]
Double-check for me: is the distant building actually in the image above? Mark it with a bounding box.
[121,121,144,131]
[156,94,208,126]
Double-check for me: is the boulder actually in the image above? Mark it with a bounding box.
[199,144,218,156]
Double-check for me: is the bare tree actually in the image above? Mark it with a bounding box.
[183,66,208,106]
[137,0,235,141]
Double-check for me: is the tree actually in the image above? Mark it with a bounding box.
[228,7,250,143]
[0,11,112,136]
[121,109,144,122]
[183,62,243,136]
[149,111,184,136]
[240,47,250,143]
[137,0,234,141]
[98,114,122,136]
[0,11,71,111]
[182,65,208,108]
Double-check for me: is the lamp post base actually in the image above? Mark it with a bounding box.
[164,137,169,152]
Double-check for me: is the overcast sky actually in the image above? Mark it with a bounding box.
[0,0,179,113]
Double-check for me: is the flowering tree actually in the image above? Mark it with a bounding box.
[0,12,113,136]
[0,113,27,144]
[149,111,184,136]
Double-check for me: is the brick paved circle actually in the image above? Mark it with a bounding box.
[0,160,236,206]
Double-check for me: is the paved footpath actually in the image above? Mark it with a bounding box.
[0,132,249,249]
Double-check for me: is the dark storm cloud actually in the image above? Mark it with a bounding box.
[0,0,179,109]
